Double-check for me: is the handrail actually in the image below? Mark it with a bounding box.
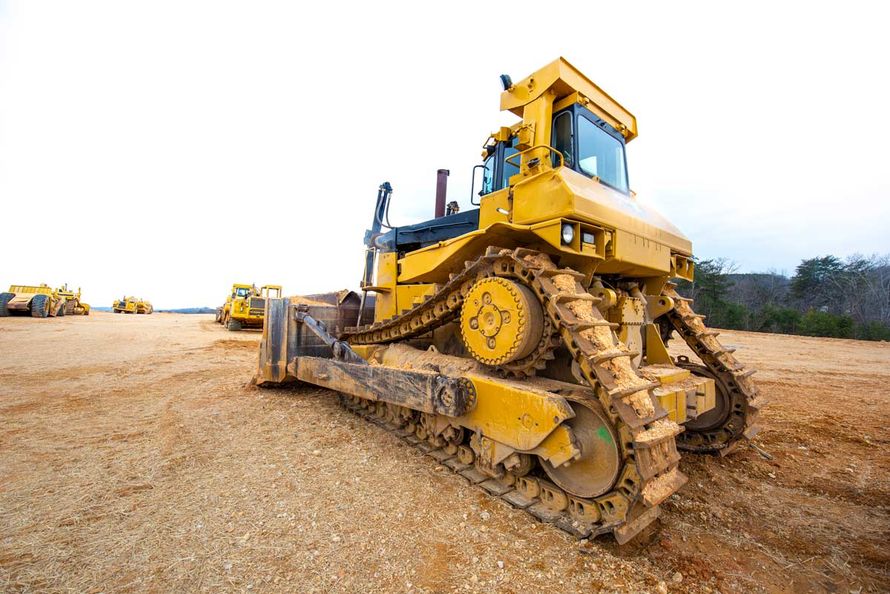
[504,144,564,171]
[469,163,488,206]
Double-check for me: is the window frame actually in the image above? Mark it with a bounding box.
[479,136,521,197]
[552,104,630,195]
[551,110,574,169]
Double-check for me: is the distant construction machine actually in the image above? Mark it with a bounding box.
[55,284,91,315]
[256,58,763,543]
[217,284,282,331]
[0,284,65,318]
[113,296,153,314]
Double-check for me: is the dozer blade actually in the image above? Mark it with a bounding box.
[260,291,474,417]
[257,291,371,386]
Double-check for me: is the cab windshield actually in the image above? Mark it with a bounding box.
[577,116,628,192]
[552,107,629,193]
[235,288,251,297]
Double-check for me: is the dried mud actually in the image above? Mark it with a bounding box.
[0,313,888,593]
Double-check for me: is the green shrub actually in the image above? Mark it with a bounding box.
[854,321,890,341]
[756,305,801,334]
[717,302,750,330]
[798,310,853,338]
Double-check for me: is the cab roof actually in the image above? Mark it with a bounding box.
[500,57,637,142]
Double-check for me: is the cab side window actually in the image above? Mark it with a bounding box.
[502,138,519,185]
[552,111,574,168]
[481,154,495,195]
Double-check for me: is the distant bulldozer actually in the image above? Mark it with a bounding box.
[217,283,281,331]
[113,296,153,314]
[55,284,90,315]
[1,284,65,318]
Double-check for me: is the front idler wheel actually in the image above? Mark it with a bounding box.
[540,401,621,499]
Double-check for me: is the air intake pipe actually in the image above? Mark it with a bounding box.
[435,169,449,218]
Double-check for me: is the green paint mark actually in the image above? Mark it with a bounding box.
[596,426,614,444]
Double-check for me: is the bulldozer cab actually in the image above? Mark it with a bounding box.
[479,103,629,198]
[232,285,253,298]
[369,59,640,263]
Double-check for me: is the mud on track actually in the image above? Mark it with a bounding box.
[1,312,888,592]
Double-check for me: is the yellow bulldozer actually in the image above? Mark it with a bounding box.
[217,283,282,331]
[55,284,91,315]
[0,284,66,318]
[257,58,762,543]
[113,296,153,314]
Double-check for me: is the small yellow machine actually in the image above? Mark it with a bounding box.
[257,58,762,543]
[55,284,91,315]
[136,299,153,315]
[218,284,282,331]
[0,284,65,318]
[113,296,152,314]
[113,297,137,314]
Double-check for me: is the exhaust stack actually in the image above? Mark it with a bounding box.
[435,169,449,218]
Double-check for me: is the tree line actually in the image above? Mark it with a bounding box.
[675,254,890,341]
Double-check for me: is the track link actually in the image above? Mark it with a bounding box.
[662,284,765,454]
[343,247,686,541]
[338,394,642,541]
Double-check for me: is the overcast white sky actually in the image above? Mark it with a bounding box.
[1,1,888,308]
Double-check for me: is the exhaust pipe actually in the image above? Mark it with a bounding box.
[435,169,449,218]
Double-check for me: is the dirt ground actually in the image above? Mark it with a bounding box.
[1,312,887,593]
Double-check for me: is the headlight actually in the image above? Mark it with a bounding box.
[561,223,575,245]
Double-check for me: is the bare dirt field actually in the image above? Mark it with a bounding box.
[1,312,888,593]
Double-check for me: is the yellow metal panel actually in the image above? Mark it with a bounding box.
[478,188,512,229]
[640,365,717,423]
[453,376,575,451]
[653,386,686,423]
[349,344,379,361]
[373,252,399,321]
[511,170,573,222]
[694,380,716,418]
[8,284,53,295]
[644,324,673,365]
[512,169,692,256]
[672,254,695,281]
[520,93,555,168]
[396,226,510,285]
[529,425,580,467]
[395,284,438,315]
[612,229,672,273]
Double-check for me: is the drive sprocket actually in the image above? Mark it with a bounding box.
[460,277,544,366]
